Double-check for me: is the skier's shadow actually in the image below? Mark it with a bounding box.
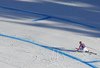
[49,46,77,52]
[51,47,85,53]
[43,46,84,53]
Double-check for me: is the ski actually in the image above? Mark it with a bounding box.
[89,52,97,55]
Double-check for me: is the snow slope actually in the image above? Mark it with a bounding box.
[0,0,100,68]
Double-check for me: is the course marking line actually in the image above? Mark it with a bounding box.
[0,6,95,28]
[0,34,98,68]
[86,60,100,63]
[33,16,52,21]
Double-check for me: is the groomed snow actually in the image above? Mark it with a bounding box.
[0,0,100,68]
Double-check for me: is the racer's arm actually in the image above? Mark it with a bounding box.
[77,45,81,51]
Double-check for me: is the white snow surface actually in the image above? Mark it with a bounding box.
[0,0,100,68]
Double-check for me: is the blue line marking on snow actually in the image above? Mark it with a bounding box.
[0,6,47,16]
[33,16,52,21]
[0,34,98,68]
[0,6,95,28]
[86,60,100,63]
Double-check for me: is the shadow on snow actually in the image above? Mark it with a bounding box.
[0,0,100,37]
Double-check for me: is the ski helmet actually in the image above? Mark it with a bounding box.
[79,41,82,44]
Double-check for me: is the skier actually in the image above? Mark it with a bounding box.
[76,41,89,53]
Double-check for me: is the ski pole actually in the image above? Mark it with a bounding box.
[86,46,96,51]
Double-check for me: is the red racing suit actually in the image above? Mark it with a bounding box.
[77,43,86,51]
